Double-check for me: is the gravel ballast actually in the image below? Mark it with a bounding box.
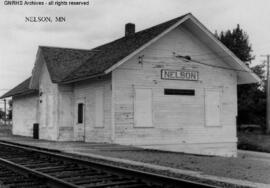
[0,135,269,186]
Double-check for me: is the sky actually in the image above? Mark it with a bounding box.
[0,0,270,103]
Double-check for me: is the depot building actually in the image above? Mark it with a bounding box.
[1,13,259,157]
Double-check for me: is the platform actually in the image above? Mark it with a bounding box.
[0,135,269,188]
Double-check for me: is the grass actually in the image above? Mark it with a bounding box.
[238,131,270,153]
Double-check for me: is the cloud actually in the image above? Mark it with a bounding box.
[0,0,270,97]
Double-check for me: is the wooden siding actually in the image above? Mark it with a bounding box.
[74,75,112,143]
[134,88,153,127]
[38,62,59,140]
[36,62,112,142]
[57,84,74,141]
[13,94,38,137]
[112,24,237,156]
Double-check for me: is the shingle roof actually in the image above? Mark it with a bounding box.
[3,14,188,98]
[41,14,188,83]
[0,77,38,99]
[40,47,97,83]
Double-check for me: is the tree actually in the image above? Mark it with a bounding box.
[216,24,254,65]
[216,25,266,131]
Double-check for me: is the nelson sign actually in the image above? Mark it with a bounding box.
[161,69,198,81]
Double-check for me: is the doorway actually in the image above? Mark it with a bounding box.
[75,98,85,141]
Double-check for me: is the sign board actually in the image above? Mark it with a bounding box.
[161,69,198,81]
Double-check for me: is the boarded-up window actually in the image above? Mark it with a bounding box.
[95,88,104,128]
[134,88,153,127]
[77,103,84,124]
[205,89,221,126]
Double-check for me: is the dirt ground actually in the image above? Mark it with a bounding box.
[86,149,270,184]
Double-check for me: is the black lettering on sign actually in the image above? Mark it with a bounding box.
[161,69,198,81]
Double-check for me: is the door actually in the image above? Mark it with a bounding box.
[205,88,221,126]
[75,98,85,141]
[134,88,153,127]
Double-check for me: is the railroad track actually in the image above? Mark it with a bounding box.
[0,160,48,188]
[0,141,218,188]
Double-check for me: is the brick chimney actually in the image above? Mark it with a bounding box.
[125,23,135,37]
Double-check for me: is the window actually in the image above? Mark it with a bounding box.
[164,89,195,96]
[77,103,84,124]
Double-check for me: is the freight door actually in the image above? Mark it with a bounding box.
[75,98,85,141]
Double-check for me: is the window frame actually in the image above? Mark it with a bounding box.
[77,103,84,124]
[164,89,195,96]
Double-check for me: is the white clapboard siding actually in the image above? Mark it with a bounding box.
[134,88,153,127]
[73,76,112,143]
[112,24,238,156]
[38,62,58,140]
[205,89,221,127]
[47,94,54,128]
[40,93,46,128]
[13,95,38,137]
[57,85,74,141]
[95,87,104,128]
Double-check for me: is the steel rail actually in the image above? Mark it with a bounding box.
[0,156,81,188]
[0,140,220,188]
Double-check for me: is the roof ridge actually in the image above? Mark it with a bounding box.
[134,13,191,33]
[39,45,100,52]
[90,13,191,51]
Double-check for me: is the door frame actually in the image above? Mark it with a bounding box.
[74,97,86,141]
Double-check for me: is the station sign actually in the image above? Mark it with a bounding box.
[161,69,198,81]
